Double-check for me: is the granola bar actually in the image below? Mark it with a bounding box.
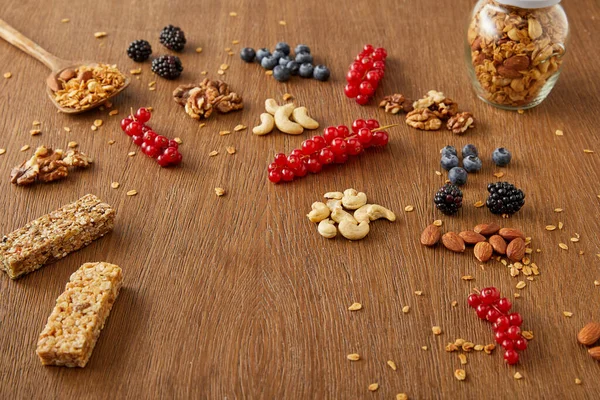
[0,194,115,279]
[36,262,123,367]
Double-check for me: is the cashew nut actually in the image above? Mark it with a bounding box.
[338,220,370,241]
[324,191,343,200]
[265,98,280,115]
[306,202,330,223]
[274,103,304,135]
[354,204,397,223]
[326,199,342,212]
[341,188,368,210]
[291,107,319,130]
[317,219,337,239]
[252,113,275,135]
[331,207,358,224]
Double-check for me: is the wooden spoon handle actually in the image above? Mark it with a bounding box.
[0,18,70,71]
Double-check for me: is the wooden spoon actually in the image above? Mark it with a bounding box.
[0,18,129,114]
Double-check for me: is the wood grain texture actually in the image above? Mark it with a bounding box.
[0,0,599,398]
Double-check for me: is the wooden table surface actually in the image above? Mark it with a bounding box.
[1,0,599,398]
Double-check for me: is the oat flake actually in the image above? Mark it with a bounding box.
[215,187,225,196]
[229,12,237,16]
[219,130,231,136]
[474,200,485,208]
[20,145,30,152]
[387,360,397,370]
[109,110,119,116]
[459,354,467,365]
[226,147,236,155]
[347,353,360,361]
[404,205,414,212]
[516,281,526,289]
[126,190,137,196]
[432,326,442,335]
[195,47,203,53]
[233,124,247,132]
[348,302,362,311]
[433,219,443,226]
[3,72,12,79]
[559,243,568,250]
[514,372,523,380]
[110,182,119,189]
[94,32,107,38]
[563,311,573,317]
[174,137,182,144]
[555,130,564,136]
[396,394,408,400]
[454,369,466,381]
[61,18,70,23]
[368,383,379,392]
[279,20,287,25]
[575,378,582,385]
[402,306,410,313]
[30,129,41,136]
[283,93,293,101]
[94,119,103,127]
[128,151,136,157]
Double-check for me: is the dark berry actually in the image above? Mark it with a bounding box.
[279,56,292,66]
[286,61,300,75]
[127,40,152,62]
[441,145,457,157]
[492,147,512,166]
[159,25,186,52]
[240,47,256,62]
[313,65,330,81]
[299,63,314,78]
[449,167,468,186]
[271,50,285,60]
[261,56,279,70]
[295,52,313,64]
[294,44,310,54]
[462,144,478,158]
[275,42,291,55]
[273,65,291,82]
[486,182,525,215]
[463,155,482,172]
[255,48,271,62]
[434,183,463,215]
[151,55,183,79]
[441,154,459,171]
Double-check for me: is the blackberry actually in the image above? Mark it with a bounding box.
[434,183,463,215]
[486,182,525,216]
[159,25,186,52]
[127,40,152,62]
[151,55,183,79]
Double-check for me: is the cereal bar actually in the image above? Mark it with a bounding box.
[0,194,115,279]
[36,262,123,367]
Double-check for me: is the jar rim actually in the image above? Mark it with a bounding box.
[495,0,561,8]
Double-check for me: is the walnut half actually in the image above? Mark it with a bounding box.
[405,109,442,131]
[447,112,475,135]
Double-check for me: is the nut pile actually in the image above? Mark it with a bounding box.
[468,1,567,107]
[49,64,126,110]
[405,90,474,134]
[577,322,600,362]
[307,189,396,241]
[10,146,92,186]
[253,99,319,136]
[173,79,243,120]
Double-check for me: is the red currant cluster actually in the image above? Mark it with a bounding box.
[120,108,182,167]
[268,119,389,183]
[468,287,527,366]
[344,44,388,105]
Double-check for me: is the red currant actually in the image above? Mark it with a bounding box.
[274,153,287,167]
[480,287,500,305]
[132,134,144,146]
[365,70,382,85]
[371,131,389,146]
[493,316,510,332]
[334,153,349,164]
[140,142,148,152]
[268,170,281,183]
[503,349,519,365]
[495,331,507,344]
[135,107,151,123]
[514,338,528,351]
[351,119,367,133]
[363,44,374,53]
[287,155,301,170]
[170,152,182,165]
[360,57,373,70]
[268,162,278,172]
[508,313,523,327]
[476,304,490,319]
[318,148,335,164]
[496,298,512,313]
[126,121,143,137]
[330,138,347,155]
[141,125,151,133]
[486,308,502,323]
[501,339,515,350]
[359,81,375,96]
[120,117,133,131]
[467,294,481,308]
[294,163,308,177]
[346,138,363,156]
[355,94,370,105]
[506,326,521,340]
[323,126,340,143]
[373,60,386,71]
[312,136,326,150]
[349,62,365,73]
[374,47,387,59]
[280,168,295,182]
[365,119,380,130]
[346,70,363,84]
[336,125,350,138]
[356,128,373,144]
[306,158,322,173]
[156,155,170,167]
[301,139,317,155]
[154,135,170,149]
[163,147,179,163]
[144,144,160,158]
[143,130,157,144]
[168,140,179,149]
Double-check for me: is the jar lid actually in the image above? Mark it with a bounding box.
[495,0,561,8]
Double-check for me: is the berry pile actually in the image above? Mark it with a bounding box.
[268,119,389,183]
[120,108,182,167]
[468,287,528,365]
[240,42,330,82]
[344,44,388,105]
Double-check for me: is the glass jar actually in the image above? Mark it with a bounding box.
[466,0,569,110]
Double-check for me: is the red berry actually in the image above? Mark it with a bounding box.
[289,149,303,158]
[324,126,340,143]
[318,148,335,164]
[346,70,362,84]
[135,107,151,123]
[363,44,374,53]
[514,338,528,351]
[268,162,278,172]
[156,155,170,167]
[334,153,349,164]
[170,152,182,165]
[330,138,347,155]
[352,119,368,133]
[306,158,322,173]
[132,134,144,146]
[467,294,481,308]
[355,94,370,105]
[280,168,295,182]
[366,119,380,130]
[480,287,500,305]
[360,57,373,70]
[336,125,350,138]
[268,170,281,183]
[503,349,519,365]
[371,131,389,147]
[287,155,301,169]
[143,130,157,144]
[294,163,308,177]
[141,124,151,133]
[154,135,169,149]
[496,298,512,313]
[476,304,490,319]
[163,147,179,163]
[486,308,502,323]
[506,326,521,340]
[301,139,317,155]
[365,70,382,84]
[120,117,133,131]
[312,136,326,150]
[126,121,143,137]
[501,339,514,350]
[144,144,160,158]
[356,127,373,144]
[508,313,523,327]
[373,60,386,71]
[346,138,363,156]
[168,140,179,149]
[359,81,375,96]
[374,47,387,59]
[349,62,365,73]
[493,316,510,332]
[495,331,507,344]
[274,153,287,167]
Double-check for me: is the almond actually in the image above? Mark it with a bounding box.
[474,223,501,236]
[578,322,600,346]
[506,238,526,261]
[459,231,486,245]
[588,346,600,361]
[474,242,493,262]
[497,65,521,79]
[499,228,525,241]
[442,232,465,253]
[421,224,441,247]
[503,55,530,71]
[489,235,507,255]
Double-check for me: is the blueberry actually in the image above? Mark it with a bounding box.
[441,154,459,171]
[462,144,478,158]
[255,48,271,63]
[492,147,512,166]
[463,155,482,172]
[275,42,290,55]
[272,50,285,60]
[294,44,310,54]
[295,52,313,64]
[273,65,291,82]
[299,63,314,78]
[313,65,330,81]
[449,167,468,186]
[441,145,457,158]
[286,61,300,75]
[261,56,279,70]
[279,56,292,66]
[239,47,256,63]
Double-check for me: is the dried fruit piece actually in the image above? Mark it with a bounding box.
[442,232,465,253]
